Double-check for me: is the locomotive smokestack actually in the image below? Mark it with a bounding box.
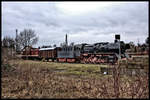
[65,34,68,46]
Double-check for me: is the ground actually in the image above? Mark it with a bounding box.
[1,59,149,99]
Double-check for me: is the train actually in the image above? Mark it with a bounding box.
[21,34,131,64]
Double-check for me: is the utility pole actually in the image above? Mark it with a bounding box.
[25,31,28,60]
[15,29,18,53]
[137,38,140,46]
[119,39,121,60]
[115,34,121,59]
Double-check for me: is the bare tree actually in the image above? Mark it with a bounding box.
[145,36,149,45]
[2,36,15,48]
[128,41,137,52]
[17,29,38,49]
[53,44,57,47]
[2,36,15,59]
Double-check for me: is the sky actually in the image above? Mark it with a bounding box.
[2,1,149,47]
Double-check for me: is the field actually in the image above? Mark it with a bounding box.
[1,59,149,99]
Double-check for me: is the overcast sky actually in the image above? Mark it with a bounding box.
[2,1,149,47]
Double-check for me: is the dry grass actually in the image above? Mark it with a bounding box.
[1,59,149,99]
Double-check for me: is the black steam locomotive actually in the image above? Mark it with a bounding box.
[22,34,130,64]
[57,40,130,64]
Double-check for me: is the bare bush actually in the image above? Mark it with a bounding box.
[101,62,149,99]
[1,60,149,99]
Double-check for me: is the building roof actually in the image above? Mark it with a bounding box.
[39,47,55,51]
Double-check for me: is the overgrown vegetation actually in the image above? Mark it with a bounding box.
[2,47,14,72]
[1,59,149,99]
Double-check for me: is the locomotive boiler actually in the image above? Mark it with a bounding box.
[78,41,128,64]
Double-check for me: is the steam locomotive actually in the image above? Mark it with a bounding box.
[21,34,130,64]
